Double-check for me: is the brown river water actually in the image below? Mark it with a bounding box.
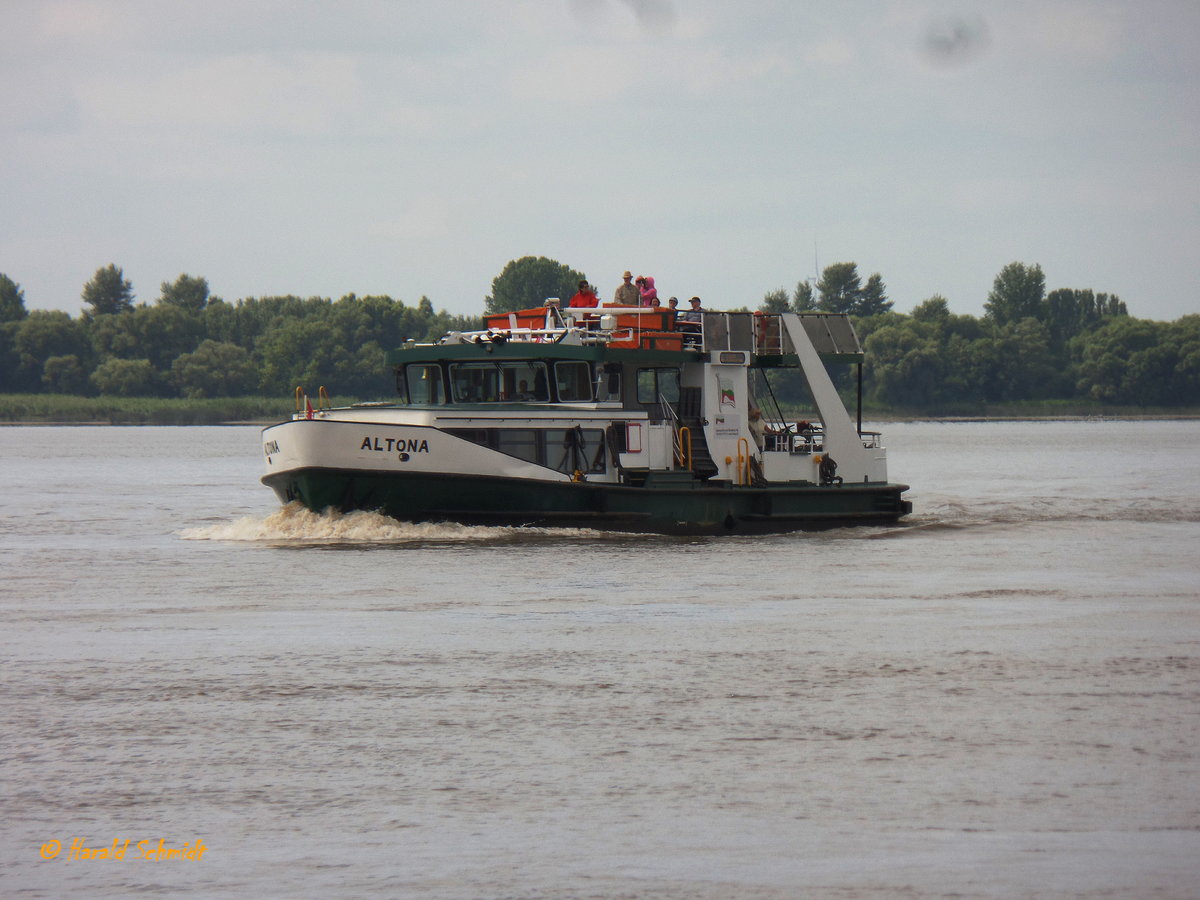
[1,421,1198,898]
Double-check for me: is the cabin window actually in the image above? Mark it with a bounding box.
[495,428,540,464]
[405,364,446,405]
[596,363,621,402]
[444,428,494,449]
[450,361,548,402]
[445,427,606,474]
[554,361,593,402]
[544,428,606,473]
[636,367,680,405]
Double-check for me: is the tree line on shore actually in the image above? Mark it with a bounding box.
[1,258,1197,411]
[0,267,481,400]
[760,260,1198,410]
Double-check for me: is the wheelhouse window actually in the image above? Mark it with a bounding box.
[595,363,621,403]
[403,364,446,405]
[450,361,548,402]
[636,367,680,405]
[554,361,593,402]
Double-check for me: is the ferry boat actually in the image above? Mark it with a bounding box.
[260,305,911,535]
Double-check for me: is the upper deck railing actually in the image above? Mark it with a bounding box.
[698,312,864,362]
[388,308,864,365]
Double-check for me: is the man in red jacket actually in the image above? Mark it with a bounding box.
[568,280,599,308]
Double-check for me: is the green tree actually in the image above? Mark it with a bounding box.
[137,305,204,369]
[1044,288,1127,354]
[984,262,1044,325]
[911,295,951,322]
[0,324,17,390]
[0,274,28,323]
[1073,316,1198,405]
[486,256,587,314]
[864,320,944,407]
[159,274,210,312]
[42,355,90,394]
[82,264,134,318]
[857,273,892,316]
[970,317,1057,401]
[760,288,790,313]
[88,304,203,370]
[88,312,143,360]
[91,357,162,396]
[761,283,821,314]
[1169,315,1200,404]
[792,281,816,312]
[171,340,257,398]
[10,311,90,392]
[256,316,352,396]
[816,262,862,314]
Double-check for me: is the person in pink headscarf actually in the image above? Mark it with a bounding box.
[638,275,658,307]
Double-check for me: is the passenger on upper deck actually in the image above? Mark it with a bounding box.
[638,276,658,307]
[568,280,599,308]
[614,271,639,306]
[678,296,704,342]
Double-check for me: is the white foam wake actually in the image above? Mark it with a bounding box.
[179,502,604,544]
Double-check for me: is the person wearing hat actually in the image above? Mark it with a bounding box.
[614,270,638,306]
[568,280,599,308]
[679,295,704,344]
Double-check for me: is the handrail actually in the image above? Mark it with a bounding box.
[294,386,304,412]
[658,392,679,426]
[676,426,693,470]
[736,437,751,486]
[318,386,330,409]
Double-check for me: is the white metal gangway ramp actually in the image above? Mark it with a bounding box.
[779,313,879,483]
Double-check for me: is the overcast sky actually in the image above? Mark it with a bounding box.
[3,0,1198,322]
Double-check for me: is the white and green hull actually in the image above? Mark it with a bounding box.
[262,417,910,535]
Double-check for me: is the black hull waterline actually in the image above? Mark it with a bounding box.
[263,467,912,536]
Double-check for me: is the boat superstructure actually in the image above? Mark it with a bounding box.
[261,305,911,534]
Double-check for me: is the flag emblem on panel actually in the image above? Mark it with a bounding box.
[719,376,735,408]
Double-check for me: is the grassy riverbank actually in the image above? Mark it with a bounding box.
[1,393,1197,425]
[0,394,358,425]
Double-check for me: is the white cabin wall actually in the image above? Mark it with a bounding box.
[702,361,751,482]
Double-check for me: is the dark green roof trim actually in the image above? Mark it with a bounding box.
[385,342,704,367]
[385,342,862,368]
